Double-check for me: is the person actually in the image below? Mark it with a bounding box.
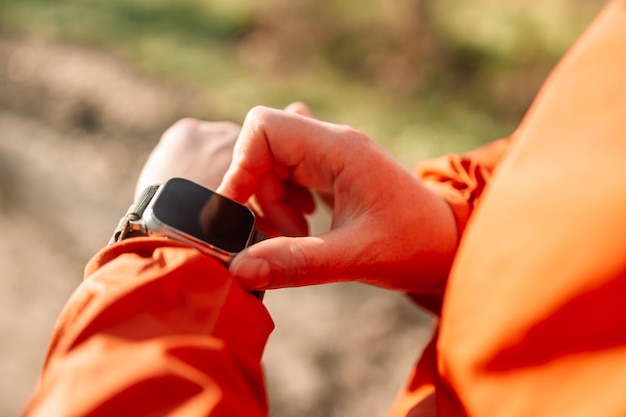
[22,0,626,416]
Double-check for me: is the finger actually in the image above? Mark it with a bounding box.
[229,227,368,290]
[250,173,310,237]
[285,182,316,215]
[284,102,316,118]
[283,103,334,210]
[250,196,309,238]
[217,106,350,203]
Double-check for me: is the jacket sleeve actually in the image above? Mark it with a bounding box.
[408,137,511,315]
[393,2,626,416]
[415,137,511,237]
[23,237,274,417]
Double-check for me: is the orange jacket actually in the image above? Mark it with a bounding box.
[24,1,626,416]
[391,1,626,416]
[23,238,274,417]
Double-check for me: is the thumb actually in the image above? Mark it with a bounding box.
[229,233,354,290]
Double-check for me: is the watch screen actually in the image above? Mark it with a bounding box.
[151,178,255,253]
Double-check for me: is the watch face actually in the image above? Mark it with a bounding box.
[150,178,255,253]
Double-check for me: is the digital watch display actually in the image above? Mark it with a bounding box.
[110,177,267,265]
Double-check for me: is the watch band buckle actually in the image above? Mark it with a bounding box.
[108,185,160,245]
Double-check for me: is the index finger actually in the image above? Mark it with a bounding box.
[217,105,349,203]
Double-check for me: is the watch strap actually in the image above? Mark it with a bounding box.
[108,185,160,245]
[252,229,269,244]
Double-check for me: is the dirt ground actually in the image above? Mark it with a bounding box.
[0,34,434,417]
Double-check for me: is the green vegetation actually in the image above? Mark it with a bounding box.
[0,0,603,164]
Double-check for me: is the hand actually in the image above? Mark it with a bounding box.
[218,105,458,293]
[238,102,319,238]
[135,118,240,200]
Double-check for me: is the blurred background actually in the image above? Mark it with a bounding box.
[0,0,604,416]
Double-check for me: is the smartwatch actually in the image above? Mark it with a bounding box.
[109,177,268,265]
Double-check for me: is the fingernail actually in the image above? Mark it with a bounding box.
[231,258,270,288]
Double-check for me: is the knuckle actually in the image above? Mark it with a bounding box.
[340,125,372,147]
[246,105,271,125]
[274,238,311,288]
[161,117,202,145]
[209,121,241,145]
[242,106,267,139]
